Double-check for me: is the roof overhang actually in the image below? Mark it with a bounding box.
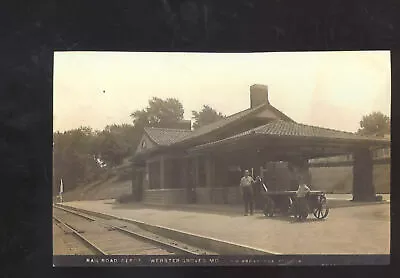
[188,133,390,159]
[170,103,270,147]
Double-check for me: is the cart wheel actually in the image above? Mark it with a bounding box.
[313,196,329,219]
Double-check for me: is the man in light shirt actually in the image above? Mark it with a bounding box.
[296,183,311,198]
[240,170,255,216]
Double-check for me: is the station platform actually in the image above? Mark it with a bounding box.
[59,197,390,255]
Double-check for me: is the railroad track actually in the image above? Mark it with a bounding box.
[53,218,96,255]
[53,205,215,255]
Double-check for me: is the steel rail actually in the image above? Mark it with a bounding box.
[53,205,201,255]
[53,214,108,255]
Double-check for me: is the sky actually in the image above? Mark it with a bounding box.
[53,51,391,133]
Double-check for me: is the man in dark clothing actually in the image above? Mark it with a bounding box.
[240,170,255,216]
[253,176,265,210]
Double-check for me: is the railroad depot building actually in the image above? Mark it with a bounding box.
[131,84,390,205]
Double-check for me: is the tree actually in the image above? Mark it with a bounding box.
[102,123,142,157]
[52,97,187,192]
[130,97,184,128]
[96,131,125,167]
[53,127,103,193]
[358,111,390,136]
[192,105,226,129]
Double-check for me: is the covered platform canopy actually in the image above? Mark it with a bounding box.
[188,120,390,201]
[188,120,389,157]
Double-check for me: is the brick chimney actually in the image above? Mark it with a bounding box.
[176,120,192,130]
[250,84,269,108]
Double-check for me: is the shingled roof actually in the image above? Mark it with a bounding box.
[174,102,294,145]
[134,102,295,159]
[189,120,391,152]
[144,127,192,146]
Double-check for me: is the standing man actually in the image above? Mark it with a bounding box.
[294,159,311,219]
[295,182,311,218]
[240,170,255,216]
[252,176,265,210]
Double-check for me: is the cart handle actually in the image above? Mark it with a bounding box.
[262,183,268,192]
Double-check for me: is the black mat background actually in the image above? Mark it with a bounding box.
[0,0,398,277]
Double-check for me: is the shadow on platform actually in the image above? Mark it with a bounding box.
[254,215,328,223]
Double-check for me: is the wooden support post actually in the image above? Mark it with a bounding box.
[212,159,216,187]
[144,161,150,190]
[160,156,165,189]
[194,156,199,188]
[353,148,376,201]
[131,164,137,200]
[132,167,144,201]
[205,156,215,188]
[182,157,188,189]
